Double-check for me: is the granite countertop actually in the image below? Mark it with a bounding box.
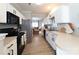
[0,33,8,40]
[3,36,17,46]
[54,31,79,54]
[46,30,79,54]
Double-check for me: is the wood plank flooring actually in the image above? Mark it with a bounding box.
[22,34,55,55]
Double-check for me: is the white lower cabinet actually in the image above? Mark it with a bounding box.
[46,31,56,50]
[0,40,5,54]
[4,39,17,55]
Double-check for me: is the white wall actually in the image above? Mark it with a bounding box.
[61,6,70,23]
[69,3,79,27]
[47,4,79,27]
[53,7,62,23]
[53,5,70,23]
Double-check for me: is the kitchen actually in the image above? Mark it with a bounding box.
[0,3,79,55]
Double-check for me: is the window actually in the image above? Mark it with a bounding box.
[32,17,39,28]
[32,21,38,27]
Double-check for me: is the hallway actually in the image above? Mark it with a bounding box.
[22,34,55,55]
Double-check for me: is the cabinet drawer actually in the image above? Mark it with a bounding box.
[4,39,17,55]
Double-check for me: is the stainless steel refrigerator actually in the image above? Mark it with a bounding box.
[21,19,32,43]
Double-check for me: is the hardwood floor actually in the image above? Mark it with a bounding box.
[22,34,55,55]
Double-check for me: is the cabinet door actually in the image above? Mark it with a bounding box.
[6,4,14,14]
[11,39,17,55]
[0,4,6,23]
[11,43,17,55]
[46,32,56,50]
[0,40,4,54]
[49,6,69,23]
[4,39,17,55]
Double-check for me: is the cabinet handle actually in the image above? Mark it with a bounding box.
[11,49,14,55]
[8,53,10,55]
[7,44,13,49]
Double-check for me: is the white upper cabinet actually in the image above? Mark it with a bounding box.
[48,5,70,23]
[6,4,25,24]
[0,3,25,24]
[0,4,7,23]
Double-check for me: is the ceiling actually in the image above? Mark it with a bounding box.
[11,3,61,20]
